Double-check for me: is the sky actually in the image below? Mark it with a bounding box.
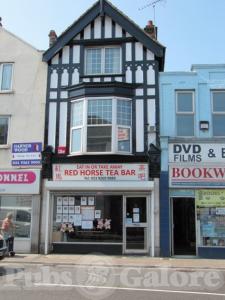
[1,0,225,71]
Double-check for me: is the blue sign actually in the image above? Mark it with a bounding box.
[11,142,42,166]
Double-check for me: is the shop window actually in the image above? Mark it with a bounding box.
[212,91,225,136]
[0,196,32,238]
[70,97,132,154]
[0,63,13,91]
[176,91,194,136]
[0,116,9,145]
[85,47,121,75]
[196,190,225,247]
[52,195,122,243]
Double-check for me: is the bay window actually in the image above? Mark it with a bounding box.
[85,47,121,75]
[70,97,132,154]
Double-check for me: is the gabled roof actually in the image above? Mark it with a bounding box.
[43,0,165,62]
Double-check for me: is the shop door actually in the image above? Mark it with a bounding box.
[172,198,196,256]
[124,196,149,254]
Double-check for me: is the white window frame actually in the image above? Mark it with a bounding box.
[176,91,195,137]
[85,46,122,76]
[0,63,13,92]
[0,115,10,147]
[70,97,132,155]
[211,90,225,137]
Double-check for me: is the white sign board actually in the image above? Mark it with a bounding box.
[0,169,40,194]
[169,143,225,163]
[169,164,225,188]
[53,163,148,181]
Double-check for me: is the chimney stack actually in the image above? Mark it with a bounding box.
[48,30,57,47]
[144,20,157,40]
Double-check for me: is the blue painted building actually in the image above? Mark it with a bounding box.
[160,65,225,258]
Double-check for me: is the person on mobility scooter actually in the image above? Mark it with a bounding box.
[1,212,16,257]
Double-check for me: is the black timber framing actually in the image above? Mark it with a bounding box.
[69,36,136,46]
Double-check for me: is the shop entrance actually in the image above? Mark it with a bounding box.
[172,197,196,255]
[123,196,149,254]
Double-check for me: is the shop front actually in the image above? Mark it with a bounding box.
[0,169,41,253]
[169,142,225,258]
[42,163,156,255]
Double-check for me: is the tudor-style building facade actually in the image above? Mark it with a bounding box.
[40,0,165,255]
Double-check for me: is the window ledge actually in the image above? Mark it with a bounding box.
[0,144,10,149]
[67,152,133,157]
[0,90,14,95]
[81,74,125,79]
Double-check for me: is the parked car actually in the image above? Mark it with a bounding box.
[0,234,7,260]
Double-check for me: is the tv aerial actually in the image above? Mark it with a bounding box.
[139,0,166,24]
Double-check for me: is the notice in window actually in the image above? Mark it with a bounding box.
[81,206,95,221]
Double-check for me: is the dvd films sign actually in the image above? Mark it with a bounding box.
[170,165,225,188]
[169,143,225,163]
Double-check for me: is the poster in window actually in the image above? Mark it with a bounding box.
[88,197,95,206]
[133,208,140,213]
[118,128,129,141]
[73,214,82,226]
[81,206,95,221]
[133,213,140,223]
[82,220,93,230]
[63,206,69,214]
[56,215,62,223]
[69,215,74,223]
[95,210,101,219]
[75,206,81,214]
[69,206,74,214]
[69,197,75,206]
[57,197,63,206]
[63,215,69,222]
[63,197,69,206]
[57,206,63,214]
[81,197,87,206]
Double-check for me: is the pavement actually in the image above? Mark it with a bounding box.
[3,254,225,270]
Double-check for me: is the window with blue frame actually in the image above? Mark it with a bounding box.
[176,91,194,136]
[212,91,225,136]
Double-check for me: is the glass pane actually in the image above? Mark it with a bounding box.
[71,128,81,152]
[0,196,32,238]
[52,195,122,243]
[88,99,112,125]
[126,227,147,250]
[118,127,130,152]
[1,64,12,90]
[117,100,132,126]
[105,48,121,74]
[213,92,225,112]
[213,115,225,136]
[86,48,101,75]
[177,115,194,136]
[87,126,111,152]
[177,92,193,112]
[0,117,8,145]
[71,101,83,127]
[126,197,146,223]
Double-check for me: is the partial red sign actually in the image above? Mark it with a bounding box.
[0,171,36,184]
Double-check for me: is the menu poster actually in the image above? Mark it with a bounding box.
[69,215,74,223]
[81,197,87,206]
[63,215,69,222]
[56,215,62,223]
[133,208,140,213]
[82,220,93,230]
[57,197,63,206]
[57,206,63,214]
[133,213,140,223]
[69,206,74,214]
[81,206,95,221]
[95,210,101,219]
[88,197,95,206]
[63,206,69,214]
[63,197,69,206]
[69,197,75,206]
[74,214,82,226]
[75,206,81,214]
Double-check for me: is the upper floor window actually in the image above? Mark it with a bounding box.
[212,91,225,136]
[176,91,194,136]
[0,116,9,145]
[0,63,13,91]
[70,97,132,154]
[85,47,121,75]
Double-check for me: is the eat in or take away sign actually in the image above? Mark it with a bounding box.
[169,143,225,163]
